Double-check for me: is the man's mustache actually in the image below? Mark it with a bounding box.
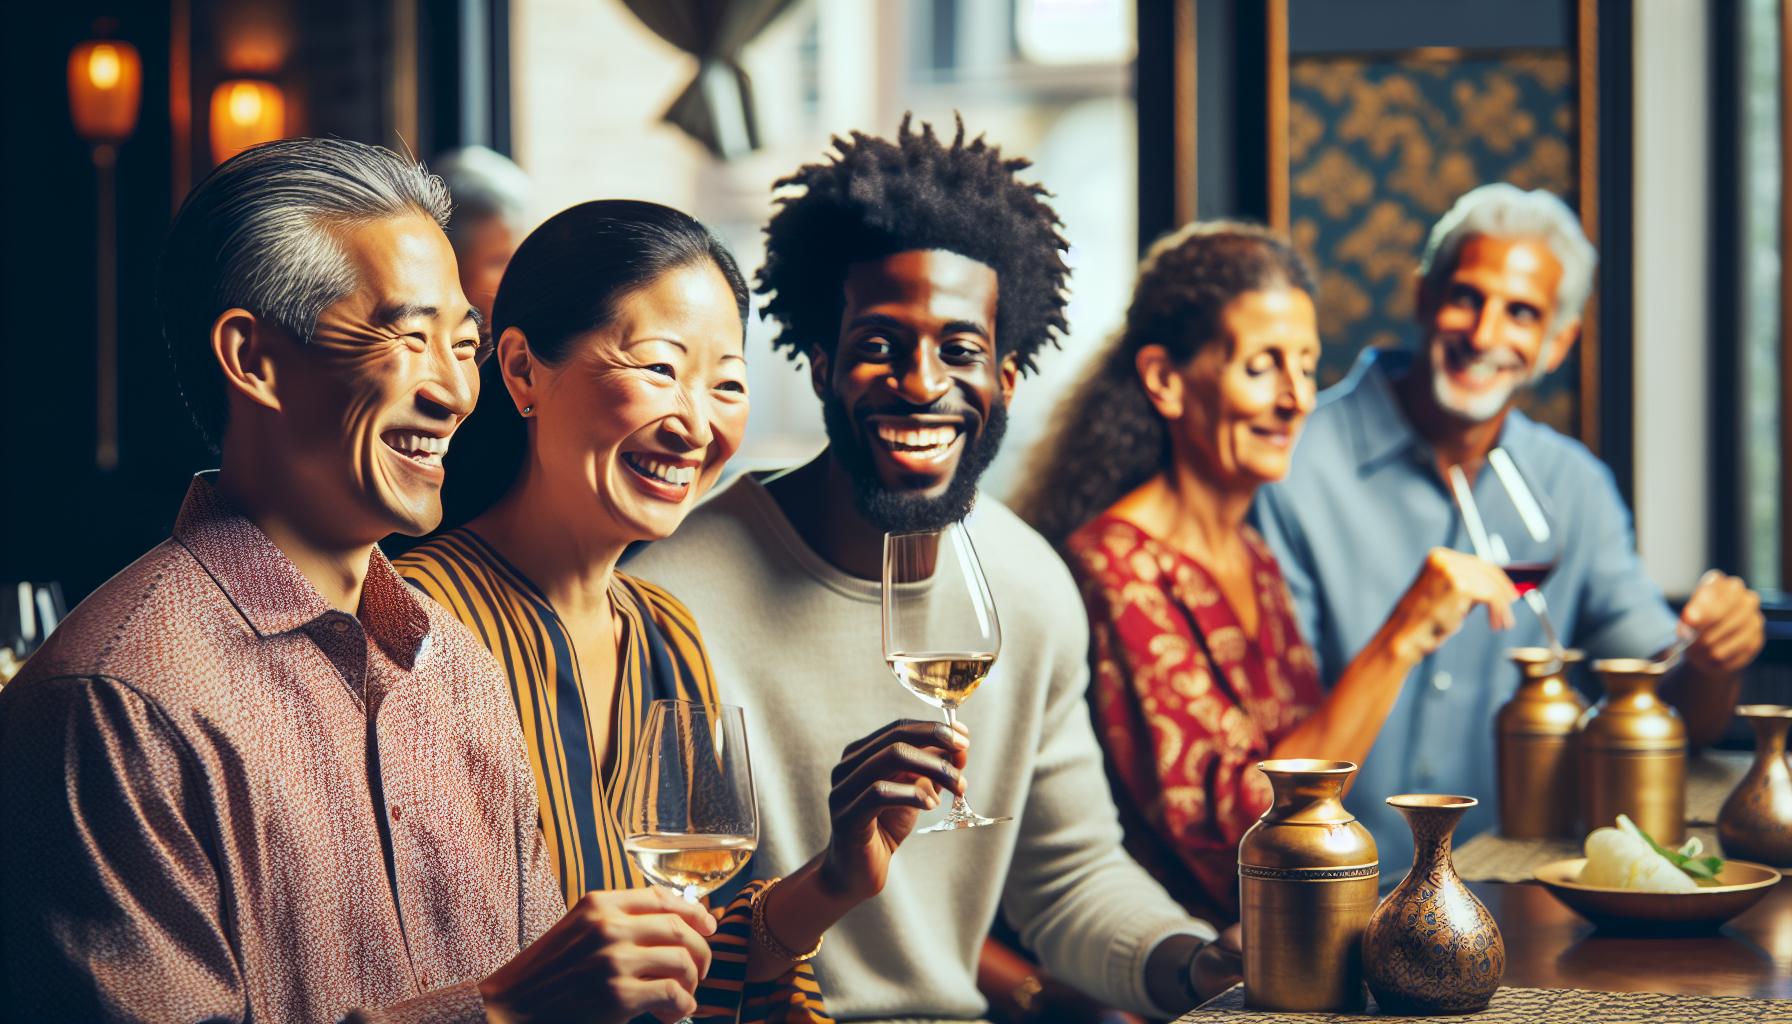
[850,399,985,431]
[1439,337,1526,373]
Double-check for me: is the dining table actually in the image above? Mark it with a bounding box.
[1179,750,1792,1020]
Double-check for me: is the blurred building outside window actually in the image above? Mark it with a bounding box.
[511,0,1136,502]
[1743,0,1781,592]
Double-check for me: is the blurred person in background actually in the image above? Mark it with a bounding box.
[0,139,722,1023]
[398,199,970,1021]
[1014,223,1516,935]
[627,117,1237,1023]
[434,144,532,324]
[1251,183,1765,874]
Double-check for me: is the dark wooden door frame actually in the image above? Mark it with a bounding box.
[1136,0,1635,493]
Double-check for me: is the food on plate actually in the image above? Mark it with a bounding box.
[1575,815,1725,891]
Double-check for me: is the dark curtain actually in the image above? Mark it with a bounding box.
[620,0,796,159]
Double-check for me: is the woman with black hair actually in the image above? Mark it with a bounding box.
[1013,222,1517,926]
[398,200,965,1022]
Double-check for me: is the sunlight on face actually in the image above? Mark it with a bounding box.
[1425,235,1565,423]
[1172,287,1320,488]
[522,262,748,544]
[286,214,482,541]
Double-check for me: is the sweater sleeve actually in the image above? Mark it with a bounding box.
[996,543,1217,1019]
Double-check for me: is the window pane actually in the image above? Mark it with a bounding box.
[1745,0,1781,590]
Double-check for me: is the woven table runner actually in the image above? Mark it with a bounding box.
[1686,750,1754,825]
[1451,751,1752,884]
[1452,826,1722,883]
[1182,984,1787,1022]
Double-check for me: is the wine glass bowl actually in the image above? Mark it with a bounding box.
[883,523,1011,833]
[1449,448,1564,650]
[622,700,758,903]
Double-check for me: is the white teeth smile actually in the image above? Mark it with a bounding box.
[384,430,450,465]
[876,425,960,459]
[625,453,697,487]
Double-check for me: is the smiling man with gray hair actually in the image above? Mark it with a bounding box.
[1252,183,1764,875]
[0,138,721,1023]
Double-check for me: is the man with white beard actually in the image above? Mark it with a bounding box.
[1252,183,1763,876]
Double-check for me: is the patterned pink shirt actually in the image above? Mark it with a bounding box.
[0,475,562,1022]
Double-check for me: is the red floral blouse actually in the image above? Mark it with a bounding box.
[1066,513,1323,923]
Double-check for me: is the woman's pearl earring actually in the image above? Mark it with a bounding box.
[522,405,534,415]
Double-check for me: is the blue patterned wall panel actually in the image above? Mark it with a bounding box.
[1289,49,1578,435]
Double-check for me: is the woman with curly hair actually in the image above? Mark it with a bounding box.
[1013,223,1517,924]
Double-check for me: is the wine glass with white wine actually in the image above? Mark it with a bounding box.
[883,521,1011,832]
[623,700,759,905]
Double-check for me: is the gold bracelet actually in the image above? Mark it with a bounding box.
[749,877,824,962]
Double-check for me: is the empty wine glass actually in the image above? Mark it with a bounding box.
[623,700,759,904]
[883,522,1011,832]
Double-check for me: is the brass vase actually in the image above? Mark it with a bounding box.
[1496,648,1589,838]
[1239,759,1378,1012]
[1716,705,1792,867]
[1580,659,1685,844]
[1362,795,1505,1015]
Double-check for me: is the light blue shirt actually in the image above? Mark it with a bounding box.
[1251,348,1680,880]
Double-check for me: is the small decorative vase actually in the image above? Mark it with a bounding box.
[1362,795,1505,1015]
[1239,759,1378,1012]
[1580,658,1686,845]
[1717,705,1792,867]
[1496,648,1588,838]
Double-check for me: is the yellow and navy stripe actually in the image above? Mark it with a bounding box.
[397,529,829,1022]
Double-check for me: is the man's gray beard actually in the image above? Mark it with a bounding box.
[1428,342,1548,423]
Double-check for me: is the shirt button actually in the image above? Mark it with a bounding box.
[1433,671,1453,692]
[332,619,350,632]
[390,804,402,823]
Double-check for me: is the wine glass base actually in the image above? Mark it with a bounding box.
[918,812,1012,833]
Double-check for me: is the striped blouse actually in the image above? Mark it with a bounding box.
[396,529,827,1022]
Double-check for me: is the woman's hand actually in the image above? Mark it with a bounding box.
[741,719,968,984]
[480,887,717,1024]
[1379,548,1520,665]
[817,718,968,901]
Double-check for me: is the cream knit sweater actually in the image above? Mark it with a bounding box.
[627,476,1215,1021]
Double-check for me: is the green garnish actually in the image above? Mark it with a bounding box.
[1616,814,1725,881]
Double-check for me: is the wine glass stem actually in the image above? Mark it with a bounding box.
[674,890,702,1024]
[942,706,975,818]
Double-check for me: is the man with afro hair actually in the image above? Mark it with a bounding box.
[629,118,1230,1020]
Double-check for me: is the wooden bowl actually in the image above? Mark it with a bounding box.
[1534,857,1781,932]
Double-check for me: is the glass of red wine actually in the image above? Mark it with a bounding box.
[1447,448,1563,653]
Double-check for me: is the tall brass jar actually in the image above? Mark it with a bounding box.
[1579,659,1685,844]
[1239,759,1378,1012]
[1497,648,1589,837]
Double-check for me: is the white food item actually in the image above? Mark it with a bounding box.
[1577,827,1698,892]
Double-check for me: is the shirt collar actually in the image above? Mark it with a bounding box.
[1341,348,1423,472]
[173,472,431,669]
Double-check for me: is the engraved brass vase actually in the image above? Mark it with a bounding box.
[1362,795,1505,1015]
[1496,648,1588,838]
[1579,659,1685,844]
[1239,759,1378,1012]
[1716,705,1792,867]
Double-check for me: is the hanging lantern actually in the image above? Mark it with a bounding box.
[210,79,286,164]
[68,39,143,146]
[68,38,143,472]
